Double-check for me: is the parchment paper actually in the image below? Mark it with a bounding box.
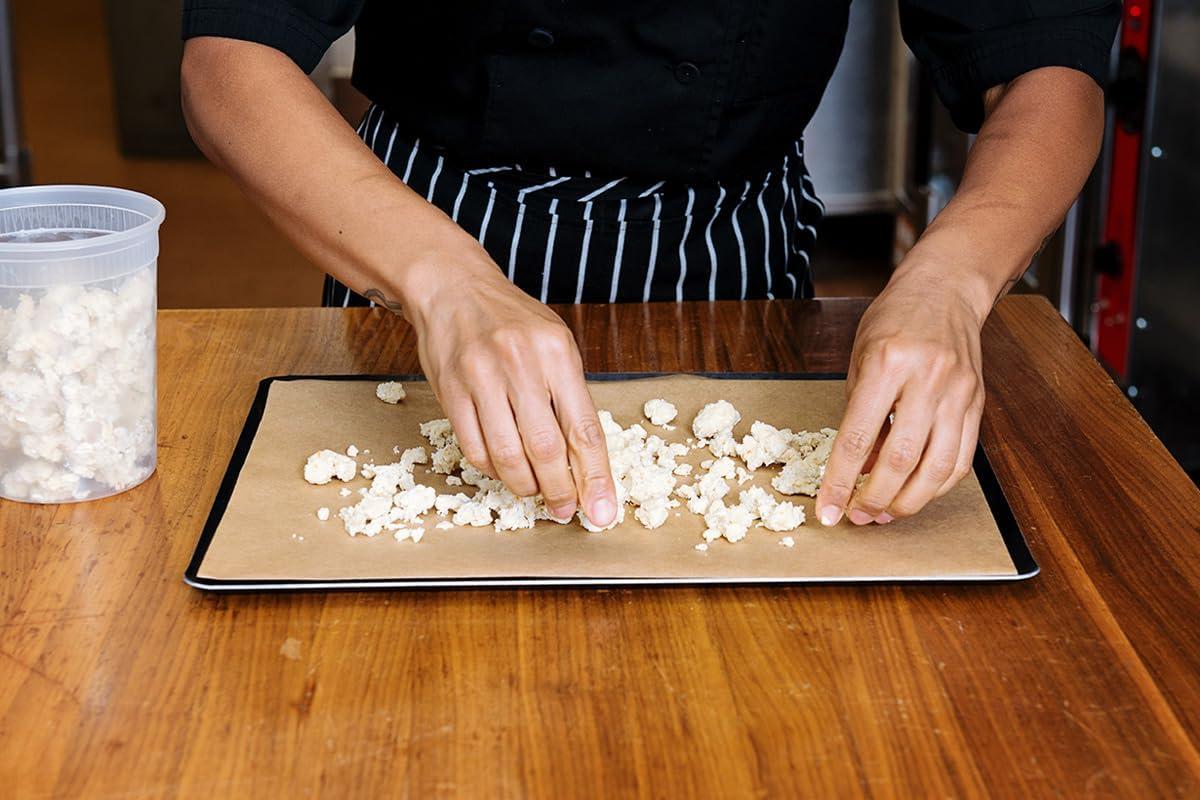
[195,376,1019,583]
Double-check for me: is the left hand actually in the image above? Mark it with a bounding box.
[815,264,990,526]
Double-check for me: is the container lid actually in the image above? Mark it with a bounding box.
[0,185,165,288]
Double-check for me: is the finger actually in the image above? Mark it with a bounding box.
[473,390,539,497]
[885,406,964,518]
[847,391,936,525]
[860,415,891,475]
[816,368,900,526]
[509,381,578,519]
[935,399,983,499]
[550,369,617,527]
[442,387,493,477]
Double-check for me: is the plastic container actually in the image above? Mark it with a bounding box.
[0,185,164,503]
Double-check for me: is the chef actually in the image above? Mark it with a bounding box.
[181,1,1120,529]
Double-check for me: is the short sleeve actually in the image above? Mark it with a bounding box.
[898,1,1121,132]
[182,0,364,73]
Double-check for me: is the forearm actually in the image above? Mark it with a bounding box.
[180,37,472,316]
[896,66,1106,321]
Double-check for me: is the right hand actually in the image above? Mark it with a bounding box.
[397,235,618,526]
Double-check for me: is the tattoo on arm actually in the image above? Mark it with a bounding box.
[363,288,405,317]
[994,232,1053,306]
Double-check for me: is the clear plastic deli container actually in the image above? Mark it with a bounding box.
[0,185,164,503]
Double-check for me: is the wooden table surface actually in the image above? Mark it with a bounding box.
[3,297,1200,798]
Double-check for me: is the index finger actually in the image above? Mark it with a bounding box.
[816,371,900,526]
[550,370,618,527]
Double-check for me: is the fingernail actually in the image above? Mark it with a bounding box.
[550,502,576,522]
[847,509,874,526]
[876,513,894,524]
[819,505,843,526]
[591,496,616,526]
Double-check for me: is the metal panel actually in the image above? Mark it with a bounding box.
[803,0,907,216]
[0,0,25,185]
[1127,0,1200,471]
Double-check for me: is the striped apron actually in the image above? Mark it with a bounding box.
[323,104,824,307]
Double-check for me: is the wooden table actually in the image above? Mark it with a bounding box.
[3,298,1199,798]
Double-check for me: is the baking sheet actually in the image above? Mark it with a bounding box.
[185,375,1035,590]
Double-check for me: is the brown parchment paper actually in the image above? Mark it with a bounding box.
[196,376,1018,582]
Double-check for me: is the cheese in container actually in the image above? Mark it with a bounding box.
[0,185,164,503]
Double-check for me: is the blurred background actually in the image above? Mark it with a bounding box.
[3,0,1197,477]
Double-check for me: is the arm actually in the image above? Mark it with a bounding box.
[181,37,618,525]
[816,66,1104,525]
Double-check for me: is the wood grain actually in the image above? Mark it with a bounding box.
[2,298,1199,798]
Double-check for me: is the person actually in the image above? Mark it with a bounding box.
[180,1,1120,529]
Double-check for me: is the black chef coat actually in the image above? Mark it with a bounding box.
[182,1,1120,183]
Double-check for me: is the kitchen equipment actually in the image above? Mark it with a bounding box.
[186,374,1034,591]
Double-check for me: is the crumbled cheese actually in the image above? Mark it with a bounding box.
[338,487,352,497]
[780,536,795,548]
[643,398,678,427]
[761,501,806,532]
[771,428,837,496]
[316,506,330,521]
[692,399,741,439]
[391,484,437,522]
[634,501,671,530]
[392,526,424,542]
[346,444,359,458]
[375,381,406,404]
[735,421,797,470]
[452,500,494,527]
[708,433,738,458]
[702,501,756,543]
[694,543,709,552]
[304,392,829,548]
[303,449,357,484]
[434,492,471,515]
[0,269,156,502]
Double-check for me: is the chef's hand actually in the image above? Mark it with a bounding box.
[815,265,989,526]
[397,235,618,526]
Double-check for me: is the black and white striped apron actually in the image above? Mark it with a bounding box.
[323,104,824,307]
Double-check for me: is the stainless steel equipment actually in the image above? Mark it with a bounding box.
[1116,0,1200,472]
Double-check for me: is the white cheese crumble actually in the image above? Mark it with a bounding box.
[303,449,358,485]
[643,398,678,427]
[771,428,837,496]
[304,394,851,549]
[692,399,741,439]
[780,536,795,548]
[316,506,330,521]
[346,444,359,458]
[375,381,406,404]
[0,269,157,502]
